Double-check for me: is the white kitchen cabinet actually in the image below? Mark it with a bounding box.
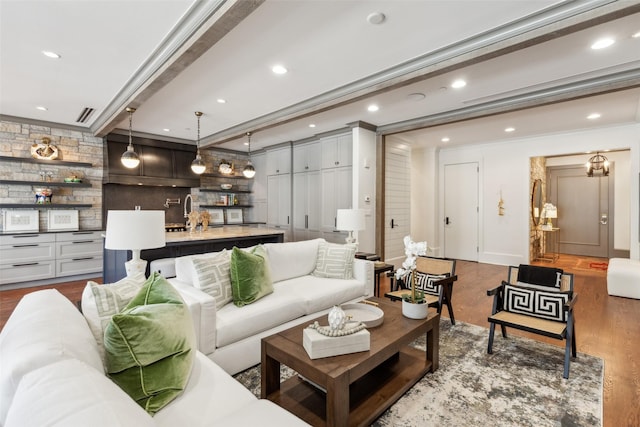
[293,141,321,173]
[321,134,352,169]
[55,231,103,278]
[0,233,55,285]
[247,152,267,224]
[266,146,291,176]
[293,171,321,241]
[267,174,291,238]
[320,166,352,242]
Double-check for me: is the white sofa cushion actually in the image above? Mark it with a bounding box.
[192,249,233,309]
[216,291,306,348]
[312,241,356,279]
[5,359,153,427]
[215,399,310,426]
[276,276,367,314]
[154,353,257,427]
[81,273,147,359]
[0,289,103,424]
[265,238,322,283]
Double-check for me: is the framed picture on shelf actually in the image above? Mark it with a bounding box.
[208,209,224,225]
[226,208,243,224]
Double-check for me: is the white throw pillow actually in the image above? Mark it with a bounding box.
[312,241,356,279]
[265,239,322,283]
[192,249,233,310]
[5,359,154,427]
[81,273,147,358]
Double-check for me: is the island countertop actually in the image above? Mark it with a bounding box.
[164,226,284,243]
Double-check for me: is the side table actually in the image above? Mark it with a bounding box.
[373,263,394,297]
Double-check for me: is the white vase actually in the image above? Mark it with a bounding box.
[328,305,347,330]
[402,299,428,319]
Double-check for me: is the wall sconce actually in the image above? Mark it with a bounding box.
[585,152,609,177]
[120,107,140,169]
[191,111,206,174]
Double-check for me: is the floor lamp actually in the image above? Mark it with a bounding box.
[105,209,166,277]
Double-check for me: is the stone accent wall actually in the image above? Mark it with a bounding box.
[0,119,103,232]
[529,156,546,261]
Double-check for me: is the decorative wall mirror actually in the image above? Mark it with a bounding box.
[531,179,543,226]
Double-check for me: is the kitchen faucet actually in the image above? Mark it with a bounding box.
[184,194,193,218]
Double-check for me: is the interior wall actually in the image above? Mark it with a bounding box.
[436,123,639,265]
[352,127,376,254]
[411,146,438,254]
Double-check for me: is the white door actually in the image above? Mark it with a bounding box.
[384,140,411,265]
[444,162,478,261]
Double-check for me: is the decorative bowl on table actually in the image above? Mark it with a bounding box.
[220,184,233,190]
[341,302,384,327]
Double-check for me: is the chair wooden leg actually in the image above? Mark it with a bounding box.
[571,323,577,358]
[447,299,456,325]
[500,324,507,338]
[488,323,495,354]
[563,339,571,379]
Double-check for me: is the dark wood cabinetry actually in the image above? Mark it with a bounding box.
[104,134,200,187]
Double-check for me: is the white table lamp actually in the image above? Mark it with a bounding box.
[336,209,366,245]
[105,209,166,277]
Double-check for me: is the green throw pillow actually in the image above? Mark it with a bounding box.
[230,245,273,307]
[104,272,195,415]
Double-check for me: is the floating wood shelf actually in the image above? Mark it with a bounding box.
[200,205,253,209]
[0,180,91,188]
[0,203,92,209]
[199,188,251,194]
[0,156,93,168]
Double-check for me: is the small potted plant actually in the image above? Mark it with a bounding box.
[395,235,428,319]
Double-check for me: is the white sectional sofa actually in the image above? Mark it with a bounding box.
[168,238,375,375]
[0,288,309,427]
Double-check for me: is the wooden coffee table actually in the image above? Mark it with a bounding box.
[261,297,440,427]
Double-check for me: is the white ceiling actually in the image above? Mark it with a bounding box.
[1,0,639,153]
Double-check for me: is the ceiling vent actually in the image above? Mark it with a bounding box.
[76,107,95,123]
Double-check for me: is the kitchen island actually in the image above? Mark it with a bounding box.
[103,225,285,283]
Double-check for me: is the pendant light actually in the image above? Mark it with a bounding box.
[191,111,206,174]
[121,107,140,168]
[585,151,609,177]
[243,132,256,178]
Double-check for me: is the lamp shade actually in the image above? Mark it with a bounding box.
[336,209,366,232]
[105,210,166,251]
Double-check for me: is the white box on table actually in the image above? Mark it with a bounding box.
[303,328,370,359]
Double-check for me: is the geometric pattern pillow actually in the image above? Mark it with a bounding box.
[81,273,147,360]
[414,272,449,296]
[192,250,232,310]
[312,241,356,279]
[503,283,570,323]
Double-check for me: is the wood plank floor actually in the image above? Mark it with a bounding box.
[1,255,638,427]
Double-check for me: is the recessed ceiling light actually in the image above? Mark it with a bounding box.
[504,127,515,133]
[163,128,170,132]
[632,31,640,38]
[309,124,316,128]
[441,137,450,142]
[244,141,249,146]
[451,79,467,89]
[591,37,615,50]
[36,106,48,111]
[587,113,601,120]
[42,50,61,59]
[217,98,226,104]
[272,65,288,75]
[367,104,379,112]
[366,12,386,25]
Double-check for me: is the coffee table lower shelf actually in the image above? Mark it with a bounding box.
[265,346,432,427]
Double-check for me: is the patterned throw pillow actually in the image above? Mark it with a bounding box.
[312,241,356,279]
[81,273,147,359]
[503,283,570,322]
[414,272,449,296]
[192,250,232,310]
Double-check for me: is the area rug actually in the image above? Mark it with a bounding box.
[574,259,609,272]
[233,320,603,427]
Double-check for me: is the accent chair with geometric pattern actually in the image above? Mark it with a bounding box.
[487,264,577,379]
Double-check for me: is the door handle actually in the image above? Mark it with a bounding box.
[391,219,397,228]
[600,214,608,225]
[445,217,451,225]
